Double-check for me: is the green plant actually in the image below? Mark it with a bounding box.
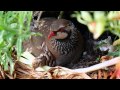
[0,11,33,75]
[71,11,120,39]
[71,11,120,57]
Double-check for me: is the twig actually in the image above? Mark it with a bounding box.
[58,11,64,19]
[33,11,39,16]
[37,11,44,22]
[73,57,120,73]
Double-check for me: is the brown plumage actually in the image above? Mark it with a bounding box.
[23,18,84,67]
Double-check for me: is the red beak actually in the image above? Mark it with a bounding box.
[48,31,55,39]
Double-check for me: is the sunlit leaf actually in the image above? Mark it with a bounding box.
[113,38,120,46]
[16,37,22,59]
[0,11,33,75]
[93,21,105,39]
[94,11,106,21]
[88,22,96,33]
[81,11,93,22]
[10,23,17,29]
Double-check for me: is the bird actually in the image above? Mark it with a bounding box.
[23,18,84,67]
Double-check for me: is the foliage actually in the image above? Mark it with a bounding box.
[71,11,120,39]
[0,11,33,75]
[72,11,120,56]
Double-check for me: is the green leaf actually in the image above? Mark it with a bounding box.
[0,30,5,44]
[94,11,106,22]
[96,57,100,61]
[71,11,87,25]
[3,53,8,71]
[10,23,17,29]
[16,36,22,59]
[0,11,33,75]
[9,59,14,75]
[81,11,93,22]
[93,21,106,39]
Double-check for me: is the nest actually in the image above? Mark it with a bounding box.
[1,51,120,79]
[14,55,120,79]
[14,61,91,79]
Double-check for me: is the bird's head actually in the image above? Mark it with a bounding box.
[48,19,75,40]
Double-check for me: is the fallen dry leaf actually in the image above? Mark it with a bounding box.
[101,55,113,62]
[0,66,5,79]
[110,62,120,79]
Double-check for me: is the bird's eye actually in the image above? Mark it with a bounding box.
[58,28,65,32]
